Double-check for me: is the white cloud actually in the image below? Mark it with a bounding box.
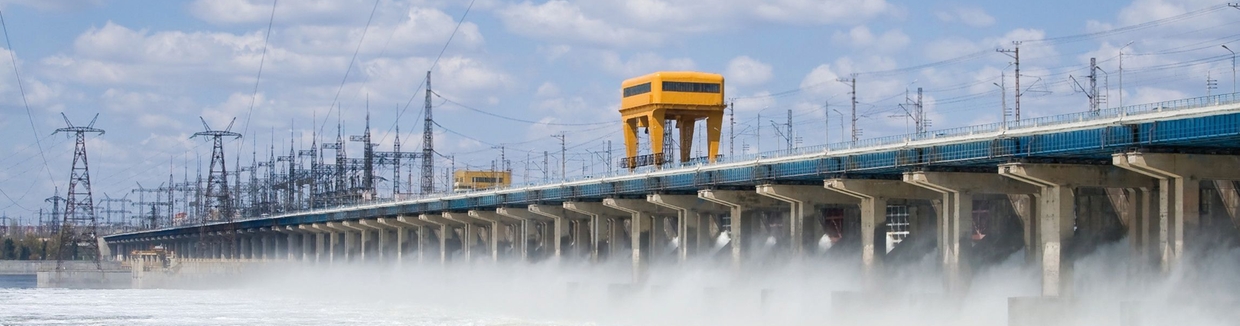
[924,37,982,62]
[1129,87,1188,106]
[922,28,1056,64]
[0,0,101,11]
[535,82,560,98]
[799,64,849,98]
[100,89,187,114]
[188,0,389,26]
[725,56,774,86]
[497,1,658,48]
[832,26,910,53]
[752,0,895,25]
[280,7,484,57]
[732,91,777,112]
[537,45,572,62]
[1116,0,1192,26]
[591,51,696,77]
[497,0,898,48]
[935,7,995,27]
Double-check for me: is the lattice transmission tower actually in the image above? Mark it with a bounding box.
[192,117,241,258]
[422,71,434,195]
[192,117,242,222]
[53,113,104,271]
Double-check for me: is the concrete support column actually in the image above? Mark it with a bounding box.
[647,194,729,262]
[277,226,299,261]
[303,224,329,264]
[299,227,312,262]
[357,220,388,263]
[755,185,859,259]
[1103,188,1154,267]
[397,215,431,265]
[377,219,404,264]
[238,233,250,260]
[341,221,371,263]
[531,204,586,261]
[826,179,939,287]
[1000,163,1152,297]
[378,217,421,267]
[325,222,354,263]
[497,207,545,262]
[564,201,628,263]
[470,210,519,263]
[1113,152,1240,273]
[280,228,295,261]
[260,229,271,260]
[213,235,223,260]
[444,212,490,264]
[699,189,787,272]
[904,172,1036,294]
[605,198,674,283]
[297,226,311,262]
[420,214,461,265]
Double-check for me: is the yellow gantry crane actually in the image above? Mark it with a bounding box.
[620,71,726,169]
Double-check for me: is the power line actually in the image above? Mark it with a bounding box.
[238,0,278,147]
[1024,4,1229,45]
[383,0,477,146]
[0,8,56,189]
[434,92,613,126]
[317,0,380,137]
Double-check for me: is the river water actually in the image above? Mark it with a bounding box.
[0,274,571,326]
[4,247,1239,326]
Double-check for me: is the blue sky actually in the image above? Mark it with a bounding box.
[0,0,1236,224]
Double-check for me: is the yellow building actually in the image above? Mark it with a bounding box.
[620,71,726,169]
[453,170,512,191]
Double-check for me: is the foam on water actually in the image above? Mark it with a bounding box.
[0,287,570,326]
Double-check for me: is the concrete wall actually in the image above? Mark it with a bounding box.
[0,260,123,275]
[36,270,131,289]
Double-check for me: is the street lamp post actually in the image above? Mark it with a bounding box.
[1119,41,1134,108]
[1224,44,1236,94]
[994,75,1007,131]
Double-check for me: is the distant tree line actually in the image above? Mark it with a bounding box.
[0,235,62,260]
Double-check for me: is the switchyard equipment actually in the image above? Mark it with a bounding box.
[620,72,726,169]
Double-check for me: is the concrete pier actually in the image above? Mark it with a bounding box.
[468,210,515,262]
[1113,152,1240,273]
[497,206,544,262]
[698,189,786,272]
[529,204,579,260]
[647,193,727,262]
[443,212,492,264]
[824,178,938,287]
[397,215,432,264]
[755,185,858,259]
[604,198,675,282]
[903,171,1036,294]
[564,201,628,263]
[1000,163,1151,297]
[419,214,461,265]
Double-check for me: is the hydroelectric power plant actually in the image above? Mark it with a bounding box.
[100,85,1240,325]
[7,2,1240,326]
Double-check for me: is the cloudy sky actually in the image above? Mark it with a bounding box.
[1,0,1237,224]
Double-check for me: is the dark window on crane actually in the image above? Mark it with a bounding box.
[662,81,721,93]
[623,82,652,97]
